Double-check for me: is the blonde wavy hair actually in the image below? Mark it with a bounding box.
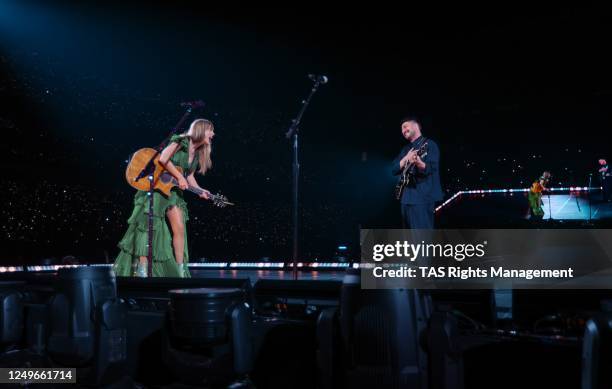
[184,118,213,175]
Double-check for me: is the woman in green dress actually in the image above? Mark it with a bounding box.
[113,118,215,277]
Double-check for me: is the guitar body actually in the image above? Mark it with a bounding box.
[125,148,185,197]
[395,172,410,200]
[125,147,234,207]
[395,143,429,200]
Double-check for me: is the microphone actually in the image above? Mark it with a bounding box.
[308,74,328,84]
[180,100,206,108]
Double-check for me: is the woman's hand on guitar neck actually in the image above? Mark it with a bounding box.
[198,189,211,200]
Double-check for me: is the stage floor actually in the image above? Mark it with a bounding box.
[539,195,612,220]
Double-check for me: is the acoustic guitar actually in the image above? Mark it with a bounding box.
[125,148,233,207]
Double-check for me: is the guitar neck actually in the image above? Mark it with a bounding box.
[171,178,231,205]
[186,186,203,196]
[186,186,224,203]
[167,173,200,195]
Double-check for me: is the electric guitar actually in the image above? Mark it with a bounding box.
[125,148,234,207]
[394,142,428,200]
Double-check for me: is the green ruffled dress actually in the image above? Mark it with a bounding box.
[113,135,199,277]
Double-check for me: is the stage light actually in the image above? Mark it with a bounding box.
[582,314,612,389]
[0,283,24,346]
[47,267,127,385]
[166,288,253,385]
[189,262,229,268]
[0,267,23,273]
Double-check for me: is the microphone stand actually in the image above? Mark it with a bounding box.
[587,174,593,225]
[547,192,552,221]
[134,103,201,276]
[285,77,325,280]
[574,189,581,214]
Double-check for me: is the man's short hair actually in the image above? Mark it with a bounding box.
[400,115,421,127]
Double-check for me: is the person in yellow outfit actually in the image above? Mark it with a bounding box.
[113,119,215,277]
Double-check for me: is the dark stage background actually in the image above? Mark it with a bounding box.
[1,2,611,263]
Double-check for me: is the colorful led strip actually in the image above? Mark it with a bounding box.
[435,186,602,213]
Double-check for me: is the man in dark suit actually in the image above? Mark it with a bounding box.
[392,116,443,229]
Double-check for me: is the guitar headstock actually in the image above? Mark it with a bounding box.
[210,193,234,208]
